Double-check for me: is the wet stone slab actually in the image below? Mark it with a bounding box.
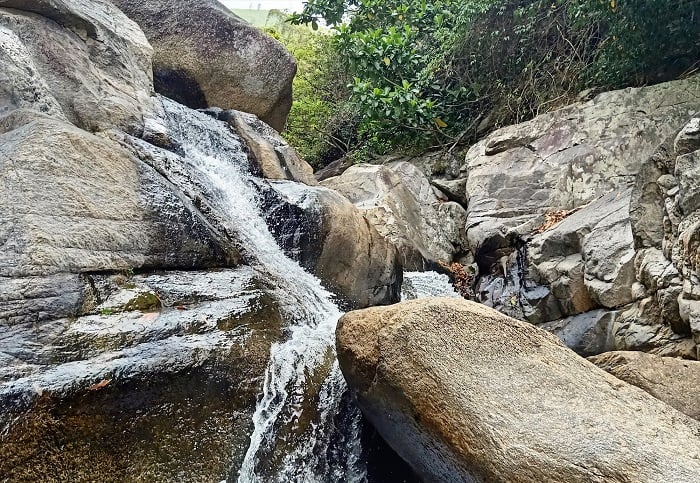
[0,268,285,482]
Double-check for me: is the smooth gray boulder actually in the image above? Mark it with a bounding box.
[322,162,469,270]
[0,0,154,133]
[537,309,617,356]
[590,350,700,421]
[112,0,296,131]
[337,297,700,483]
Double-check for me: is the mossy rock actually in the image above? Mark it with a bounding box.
[122,291,162,312]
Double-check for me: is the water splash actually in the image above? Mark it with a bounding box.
[401,271,460,300]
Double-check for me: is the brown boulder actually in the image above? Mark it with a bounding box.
[338,297,700,482]
[589,350,700,421]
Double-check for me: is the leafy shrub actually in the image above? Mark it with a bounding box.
[289,0,699,162]
[264,11,355,167]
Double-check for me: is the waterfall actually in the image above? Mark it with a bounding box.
[401,271,460,300]
[154,98,464,482]
[157,98,366,482]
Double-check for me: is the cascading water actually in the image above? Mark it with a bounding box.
[149,97,466,482]
[157,98,366,482]
[401,271,460,301]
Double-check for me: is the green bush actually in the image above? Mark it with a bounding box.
[447,0,700,128]
[264,11,354,167]
[289,0,699,162]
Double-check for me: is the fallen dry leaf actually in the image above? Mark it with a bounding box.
[534,210,571,233]
[87,379,112,391]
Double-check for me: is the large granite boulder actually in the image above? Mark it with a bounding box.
[0,0,154,133]
[322,162,469,270]
[264,181,402,308]
[589,350,700,421]
[112,0,296,131]
[337,297,700,483]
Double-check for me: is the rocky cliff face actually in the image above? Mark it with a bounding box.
[323,77,700,360]
[449,77,700,359]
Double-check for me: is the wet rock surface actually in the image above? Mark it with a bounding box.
[0,115,239,325]
[266,181,403,308]
[337,297,700,483]
[0,268,284,482]
[210,108,318,185]
[0,2,402,479]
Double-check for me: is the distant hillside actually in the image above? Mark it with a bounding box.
[232,9,274,27]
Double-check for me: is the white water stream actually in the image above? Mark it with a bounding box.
[159,98,461,482]
[160,99,365,482]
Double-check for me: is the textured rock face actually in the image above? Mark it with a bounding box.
[478,190,636,329]
[112,0,296,131]
[337,298,700,483]
[0,0,154,133]
[463,76,700,245]
[264,181,402,308]
[625,115,700,358]
[0,268,283,482]
[461,78,700,359]
[0,115,238,325]
[322,162,469,270]
[589,351,700,421]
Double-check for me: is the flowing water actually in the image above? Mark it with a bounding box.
[401,271,460,301]
[155,98,463,481]
[158,98,366,482]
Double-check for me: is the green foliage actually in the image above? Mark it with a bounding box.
[232,9,276,27]
[289,0,699,161]
[446,0,699,127]
[573,0,699,86]
[294,0,475,151]
[264,11,354,166]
